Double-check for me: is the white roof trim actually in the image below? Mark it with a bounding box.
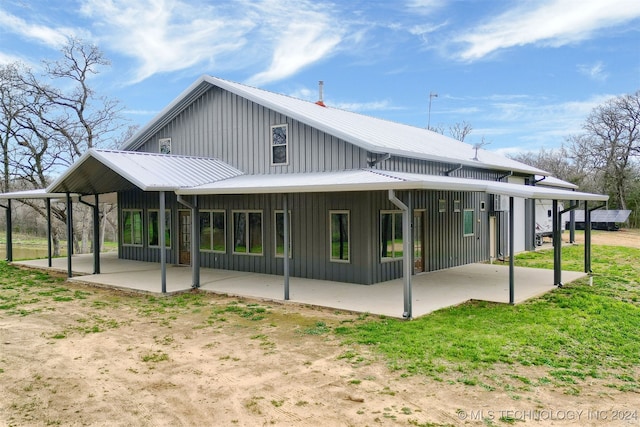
[0,189,76,200]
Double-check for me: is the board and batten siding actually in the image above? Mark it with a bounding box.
[135,86,369,174]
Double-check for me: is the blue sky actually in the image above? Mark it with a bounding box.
[1,0,639,155]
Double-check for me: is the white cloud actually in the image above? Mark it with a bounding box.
[0,51,24,65]
[0,8,75,48]
[245,1,345,86]
[453,0,640,61]
[578,61,608,81]
[80,0,253,83]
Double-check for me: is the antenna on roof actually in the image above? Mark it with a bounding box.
[472,138,490,161]
[315,80,326,107]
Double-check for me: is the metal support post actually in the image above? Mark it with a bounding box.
[159,192,167,293]
[46,198,52,267]
[66,193,73,278]
[552,199,562,287]
[283,194,290,300]
[509,196,515,304]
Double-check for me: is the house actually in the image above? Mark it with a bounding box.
[1,76,608,318]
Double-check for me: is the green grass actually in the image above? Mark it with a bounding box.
[336,244,640,390]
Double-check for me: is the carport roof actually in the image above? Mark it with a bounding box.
[1,151,607,202]
[177,169,609,201]
[46,149,243,194]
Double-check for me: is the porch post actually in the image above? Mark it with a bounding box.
[159,191,167,293]
[46,198,52,267]
[283,194,290,300]
[66,193,73,278]
[4,199,12,262]
[584,201,591,273]
[388,189,412,319]
[509,196,515,304]
[191,195,200,289]
[552,199,562,287]
[93,194,100,274]
[569,200,576,243]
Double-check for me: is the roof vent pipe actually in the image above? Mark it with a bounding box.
[315,80,326,107]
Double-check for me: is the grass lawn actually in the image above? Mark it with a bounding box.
[335,244,640,393]
[1,243,638,403]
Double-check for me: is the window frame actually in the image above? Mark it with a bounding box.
[122,209,143,247]
[380,210,404,262]
[463,209,475,237]
[329,210,350,263]
[438,199,447,213]
[453,200,461,213]
[199,209,226,253]
[270,124,289,166]
[274,210,292,258]
[159,137,171,154]
[148,209,172,248]
[232,210,263,256]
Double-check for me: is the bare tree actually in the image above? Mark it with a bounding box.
[3,38,125,254]
[448,120,473,142]
[569,91,640,210]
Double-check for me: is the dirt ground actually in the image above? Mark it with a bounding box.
[1,231,639,426]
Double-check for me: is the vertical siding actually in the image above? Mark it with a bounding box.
[136,87,369,174]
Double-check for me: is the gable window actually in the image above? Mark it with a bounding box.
[200,210,226,252]
[463,209,475,236]
[380,211,403,260]
[233,211,263,255]
[148,209,171,247]
[330,211,350,262]
[270,124,288,165]
[122,209,143,246]
[274,210,292,258]
[159,138,171,154]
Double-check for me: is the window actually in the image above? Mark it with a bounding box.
[453,200,461,212]
[274,210,292,258]
[200,210,226,252]
[438,199,447,213]
[233,211,263,255]
[463,209,475,236]
[330,211,350,262]
[159,138,171,154]
[148,209,171,247]
[122,209,143,246]
[480,201,486,211]
[270,124,288,165]
[380,211,403,260]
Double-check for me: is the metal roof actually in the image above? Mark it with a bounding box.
[46,149,243,194]
[535,175,578,190]
[176,169,608,201]
[564,210,632,223]
[121,75,547,176]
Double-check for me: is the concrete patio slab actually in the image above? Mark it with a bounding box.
[14,253,587,319]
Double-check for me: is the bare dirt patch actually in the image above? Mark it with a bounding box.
[566,228,640,249]
[1,232,639,426]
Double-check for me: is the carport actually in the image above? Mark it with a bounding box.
[2,149,608,320]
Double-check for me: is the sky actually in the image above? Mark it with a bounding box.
[1,0,639,155]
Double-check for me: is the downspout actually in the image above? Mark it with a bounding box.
[159,192,166,293]
[497,171,513,181]
[368,153,391,167]
[388,189,412,319]
[444,164,463,176]
[177,194,200,289]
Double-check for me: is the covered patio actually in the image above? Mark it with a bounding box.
[14,252,587,318]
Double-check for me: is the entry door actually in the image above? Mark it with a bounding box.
[413,210,425,273]
[179,210,191,265]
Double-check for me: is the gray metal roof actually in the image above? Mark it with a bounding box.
[535,175,578,190]
[121,75,547,176]
[563,210,632,223]
[46,149,243,194]
[176,169,608,201]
